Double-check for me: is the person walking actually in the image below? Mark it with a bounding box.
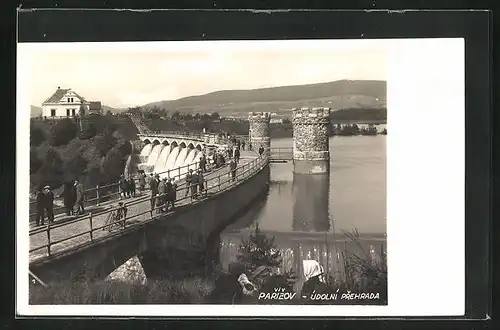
[199,154,207,173]
[42,185,55,224]
[128,177,136,197]
[62,181,74,216]
[119,175,128,198]
[190,170,199,199]
[198,169,205,197]
[241,140,246,151]
[35,187,45,226]
[150,175,159,215]
[170,178,177,209]
[74,180,85,215]
[138,171,146,193]
[185,169,193,198]
[158,178,166,212]
[165,178,173,211]
[234,147,241,165]
[229,159,237,182]
[258,145,265,157]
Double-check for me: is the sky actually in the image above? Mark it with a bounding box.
[21,40,388,109]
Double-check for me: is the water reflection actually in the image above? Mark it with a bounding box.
[292,173,331,232]
[219,136,387,281]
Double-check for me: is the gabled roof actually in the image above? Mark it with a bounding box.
[89,101,102,110]
[43,88,70,104]
[42,87,87,105]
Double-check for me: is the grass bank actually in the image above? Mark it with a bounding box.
[29,277,214,304]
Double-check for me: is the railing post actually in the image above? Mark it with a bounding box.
[46,225,51,257]
[118,184,122,200]
[96,185,100,206]
[89,212,93,241]
[218,174,221,191]
[178,167,181,179]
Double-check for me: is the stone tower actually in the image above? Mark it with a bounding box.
[292,107,331,174]
[248,112,271,151]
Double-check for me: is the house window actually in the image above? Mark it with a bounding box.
[72,109,76,116]
[66,109,70,117]
[51,109,56,117]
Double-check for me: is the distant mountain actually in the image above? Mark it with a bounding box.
[30,105,42,117]
[141,80,386,117]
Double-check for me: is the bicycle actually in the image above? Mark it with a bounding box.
[103,202,128,232]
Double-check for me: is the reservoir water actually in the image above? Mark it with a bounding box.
[218,135,387,277]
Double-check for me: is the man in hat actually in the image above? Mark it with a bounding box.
[74,179,85,215]
[42,185,54,224]
[150,174,159,215]
[35,187,45,226]
[119,175,128,199]
[190,169,199,199]
[198,169,205,197]
[157,177,166,212]
[165,178,173,211]
[170,178,177,209]
[229,159,237,183]
[185,169,193,198]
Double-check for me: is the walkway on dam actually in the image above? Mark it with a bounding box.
[29,151,261,263]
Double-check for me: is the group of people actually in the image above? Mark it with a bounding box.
[149,174,178,214]
[34,179,85,227]
[119,175,137,198]
[185,168,205,199]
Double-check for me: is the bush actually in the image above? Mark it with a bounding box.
[80,122,97,140]
[50,118,78,146]
[63,153,88,182]
[94,133,117,157]
[30,148,42,174]
[30,125,45,146]
[100,146,127,185]
[35,148,64,188]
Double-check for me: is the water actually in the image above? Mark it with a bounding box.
[219,135,387,277]
[146,144,165,167]
[139,143,153,162]
[153,146,172,174]
[139,144,203,180]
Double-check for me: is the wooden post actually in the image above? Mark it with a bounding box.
[96,185,100,206]
[89,212,93,241]
[46,225,51,256]
[118,183,122,200]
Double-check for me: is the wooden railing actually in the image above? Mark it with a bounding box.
[29,153,269,258]
[28,159,207,221]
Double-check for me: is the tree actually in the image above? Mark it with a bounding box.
[35,148,64,188]
[106,110,113,116]
[50,118,78,146]
[95,132,117,157]
[236,223,283,286]
[30,148,42,174]
[80,122,97,139]
[63,153,88,182]
[30,125,45,147]
[171,111,181,121]
[79,104,86,117]
[100,146,127,184]
[210,112,220,121]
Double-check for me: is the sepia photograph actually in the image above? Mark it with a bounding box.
[17,36,465,317]
[24,40,387,305]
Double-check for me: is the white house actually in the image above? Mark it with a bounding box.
[41,87,96,118]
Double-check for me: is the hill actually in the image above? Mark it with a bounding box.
[142,80,386,118]
[31,105,42,117]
